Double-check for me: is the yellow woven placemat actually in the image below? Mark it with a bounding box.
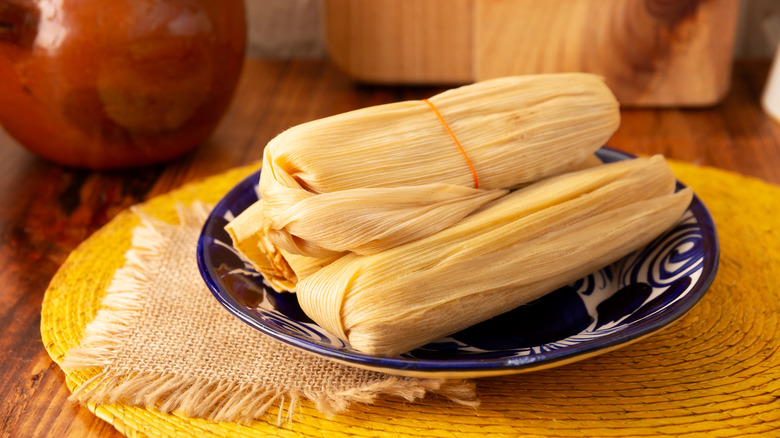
[42,160,780,437]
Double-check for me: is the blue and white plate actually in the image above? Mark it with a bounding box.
[197,147,719,378]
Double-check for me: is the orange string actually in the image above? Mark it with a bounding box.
[422,99,479,189]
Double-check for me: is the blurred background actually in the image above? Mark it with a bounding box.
[249,0,779,59]
[246,0,780,110]
[1,0,777,168]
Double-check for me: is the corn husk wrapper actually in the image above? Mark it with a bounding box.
[296,156,693,356]
[227,154,605,292]
[258,73,620,259]
[225,201,342,291]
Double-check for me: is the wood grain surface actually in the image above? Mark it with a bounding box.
[324,0,739,106]
[474,0,739,106]
[0,58,778,437]
[324,0,474,83]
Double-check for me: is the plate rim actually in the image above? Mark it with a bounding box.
[196,147,720,377]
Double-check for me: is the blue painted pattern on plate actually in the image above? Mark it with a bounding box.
[197,147,719,375]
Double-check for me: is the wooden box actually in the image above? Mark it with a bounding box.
[324,0,739,107]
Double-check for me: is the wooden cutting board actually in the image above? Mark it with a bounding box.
[323,0,739,107]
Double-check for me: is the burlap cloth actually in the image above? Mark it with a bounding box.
[42,161,780,437]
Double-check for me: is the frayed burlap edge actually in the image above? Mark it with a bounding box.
[61,202,478,425]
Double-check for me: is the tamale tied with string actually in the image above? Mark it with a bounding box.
[227,73,621,290]
[223,74,691,356]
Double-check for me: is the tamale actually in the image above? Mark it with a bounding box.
[257,73,620,259]
[225,200,340,291]
[296,156,693,356]
[226,152,608,292]
[226,153,606,292]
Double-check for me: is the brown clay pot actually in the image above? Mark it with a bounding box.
[0,0,246,169]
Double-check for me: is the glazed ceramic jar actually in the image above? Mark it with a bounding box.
[0,0,246,168]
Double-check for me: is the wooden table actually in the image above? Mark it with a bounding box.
[1,59,778,437]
